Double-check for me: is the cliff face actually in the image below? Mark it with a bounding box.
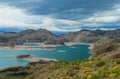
[0,38,120,79]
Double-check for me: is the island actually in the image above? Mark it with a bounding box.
[16,54,57,62]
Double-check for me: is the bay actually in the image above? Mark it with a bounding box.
[0,44,90,68]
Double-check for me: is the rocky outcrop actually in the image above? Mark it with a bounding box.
[16,55,31,60]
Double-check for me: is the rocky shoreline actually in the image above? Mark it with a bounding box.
[0,44,55,50]
[0,42,91,50]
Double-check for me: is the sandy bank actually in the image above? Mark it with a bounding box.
[0,42,91,50]
[65,42,91,46]
[0,44,55,50]
[0,45,36,50]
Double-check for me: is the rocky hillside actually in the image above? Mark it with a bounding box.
[91,38,120,56]
[18,29,56,43]
[0,29,120,46]
[0,38,120,79]
[0,29,64,45]
[62,29,120,43]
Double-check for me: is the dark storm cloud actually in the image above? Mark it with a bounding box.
[0,0,119,20]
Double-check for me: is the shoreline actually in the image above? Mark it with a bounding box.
[0,42,93,60]
[0,43,93,69]
[65,42,91,46]
[0,42,92,50]
[0,44,55,50]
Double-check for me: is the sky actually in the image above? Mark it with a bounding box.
[0,0,120,31]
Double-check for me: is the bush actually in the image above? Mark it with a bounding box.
[111,67,120,75]
[61,76,72,79]
[96,60,105,67]
[87,75,92,79]
[109,73,117,78]
[115,59,120,64]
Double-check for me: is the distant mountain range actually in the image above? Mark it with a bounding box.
[0,28,67,35]
[0,28,120,45]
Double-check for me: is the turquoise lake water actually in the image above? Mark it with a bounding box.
[0,44,90,68]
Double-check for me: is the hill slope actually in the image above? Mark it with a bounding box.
[62,29,120,43]
[0,29,64,45]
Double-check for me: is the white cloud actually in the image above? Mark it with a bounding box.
[0,4,120,31]
[84,16,119,23]
[80,4,120,27]
[0,6,62,31]
[0,6,81,31]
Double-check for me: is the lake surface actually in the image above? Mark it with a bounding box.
[0,44,90,68]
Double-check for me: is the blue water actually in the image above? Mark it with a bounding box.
[0,44,90,68]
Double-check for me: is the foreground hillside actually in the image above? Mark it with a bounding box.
[0,39,120,79]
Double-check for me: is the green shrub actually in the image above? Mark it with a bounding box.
[96,60,105,67]
[115,59,120,64]
[109,73,117,78]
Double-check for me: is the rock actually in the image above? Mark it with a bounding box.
[27,61,49,66]
[16,55,31,60]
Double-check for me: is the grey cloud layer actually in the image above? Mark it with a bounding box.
[0,0,119,20]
